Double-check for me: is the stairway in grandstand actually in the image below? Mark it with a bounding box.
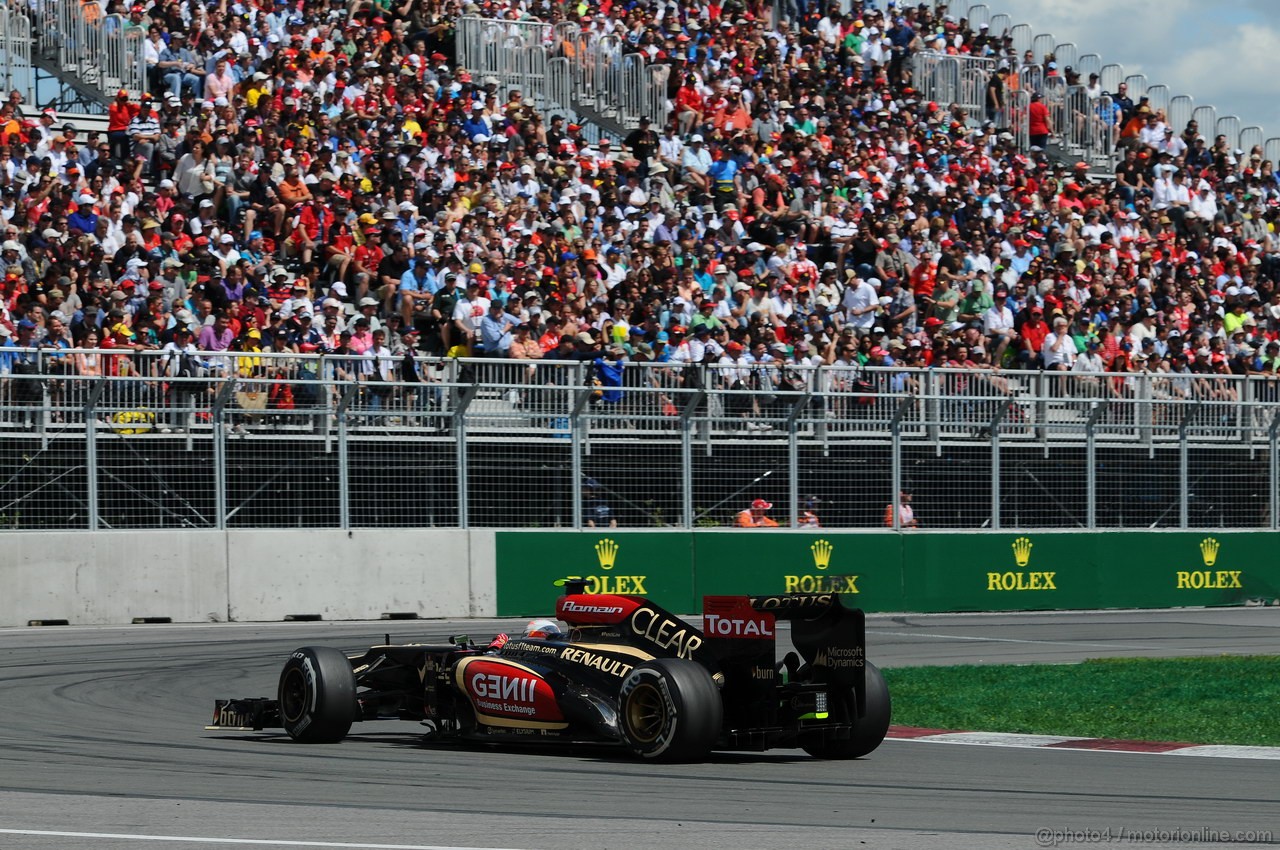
[32,47,115,115]
[22,3,144,115]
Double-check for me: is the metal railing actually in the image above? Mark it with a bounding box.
[0,7,34,107]
[901,2,1280,173]
[41,5,145,102]
[456,16,670,135]
[0,356,1277,531]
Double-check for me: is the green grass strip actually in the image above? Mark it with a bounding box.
[883,656,1280,747]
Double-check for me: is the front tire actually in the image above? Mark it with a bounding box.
[619,659,722,762]
[804,661,891,759]
[278,646,357,743]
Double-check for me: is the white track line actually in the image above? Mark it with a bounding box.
[1169,745,1280,759]
[0,830,530,850]
[868,628,1160,651]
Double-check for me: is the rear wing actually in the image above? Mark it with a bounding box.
[699,593,868,729]
[746,593,867,694]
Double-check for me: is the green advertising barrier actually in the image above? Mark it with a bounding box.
[494,531,1280,616]
[692,532,907,612]
[900,531,1280,612]
[1095,532,1280,609]
[901,532,1099,612]
[494,532,697,617]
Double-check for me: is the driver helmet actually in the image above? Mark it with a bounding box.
[524,618,564,640]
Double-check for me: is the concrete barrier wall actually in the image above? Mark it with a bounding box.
[1,530,229,626]
[226,529,474,622]
[8,528,1275,627]
[0,530,495,626]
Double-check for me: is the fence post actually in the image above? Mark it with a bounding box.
[1085,401,1107,530]
[991,425,1001,531]
[1270,417,1279,531]
[454,382,477,528]
[1239,378,1251,446]
[889,397,912,531]
[924,369,940,444]
[679,389,704,529]
[38,352,49,450]
[335,383,356,530]
[1178,403,1198,530]
[211,381,231,530]
[989,401,1010,530]
[786,393,809,529]
[1034,371,1048,443]
[570,396,583,529]
[84,379,104,531]
[890,424,902,531]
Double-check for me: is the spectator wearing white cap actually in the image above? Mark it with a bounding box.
[681,134,711,193]
[1157,126,1187,159]
[1190,180,1219,224]
[212,233,241,271]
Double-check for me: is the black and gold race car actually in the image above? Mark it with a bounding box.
[207,580,890,762]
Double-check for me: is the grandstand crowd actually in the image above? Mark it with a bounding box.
[2,0,1280,402]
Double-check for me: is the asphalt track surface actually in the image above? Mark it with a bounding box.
[1,608,1278,850]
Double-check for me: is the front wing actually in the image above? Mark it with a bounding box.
[206,697,280,731]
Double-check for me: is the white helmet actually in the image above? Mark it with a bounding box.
[524,618,564,640]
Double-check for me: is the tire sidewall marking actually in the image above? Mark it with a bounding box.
[621,667,679,757]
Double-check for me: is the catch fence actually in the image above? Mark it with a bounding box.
[456,16,670,137]
[0,353,1276,532]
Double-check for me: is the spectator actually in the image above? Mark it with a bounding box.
[1043,317,1079,371]
[1028,93,1052,149]
[884,490,918,528]
[584,479,617,529]
[735,498,779,528]
[0,0,1268,462]
[479,301,515,357]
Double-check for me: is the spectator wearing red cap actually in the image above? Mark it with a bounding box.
[735,498,778,528]
[106,89,138,164]
[689,298,725,334]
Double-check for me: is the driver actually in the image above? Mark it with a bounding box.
[524,618,565,639]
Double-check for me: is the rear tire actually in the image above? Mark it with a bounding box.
[619,659,722,762]
[803,661,891,759]
[278,646,357,743]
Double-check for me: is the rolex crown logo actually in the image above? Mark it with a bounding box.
[595,538,619,571]
[811,539,834,571]
[1200,537,1219,567]
[1012,537,1033,568]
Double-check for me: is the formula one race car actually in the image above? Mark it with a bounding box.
[207,580,891,762]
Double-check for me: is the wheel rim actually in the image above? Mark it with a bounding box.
[625,682,666,743]
[280,667,308,723]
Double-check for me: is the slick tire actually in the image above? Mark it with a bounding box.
[619,658,722,762]
[803,661,891,759]
[278,646,357,744]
